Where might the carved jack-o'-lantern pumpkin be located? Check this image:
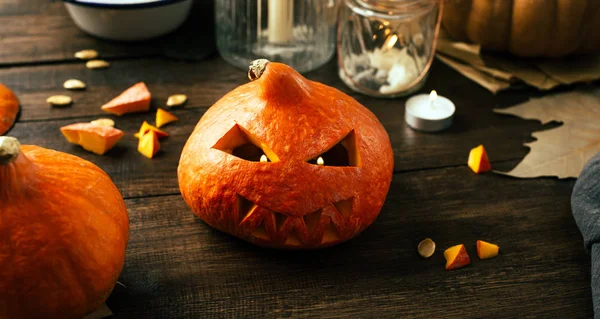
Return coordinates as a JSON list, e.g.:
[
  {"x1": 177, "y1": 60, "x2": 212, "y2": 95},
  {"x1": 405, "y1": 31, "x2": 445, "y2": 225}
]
[{"x1": 178, "y1": 60, "x2": 394, "y2": 249}]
